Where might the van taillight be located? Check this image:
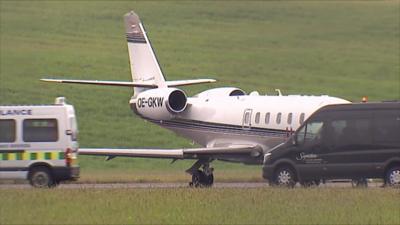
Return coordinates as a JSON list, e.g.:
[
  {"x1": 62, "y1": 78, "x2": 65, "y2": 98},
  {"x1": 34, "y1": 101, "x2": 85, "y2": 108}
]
[{"x1": 65, "y1": 148, "x2": 72, "y2": 167}]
